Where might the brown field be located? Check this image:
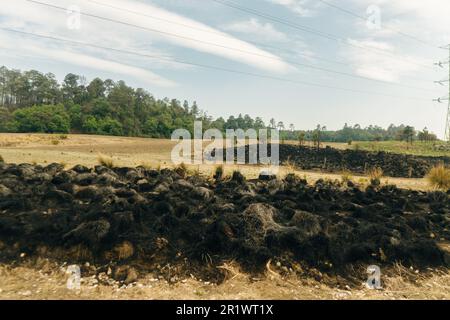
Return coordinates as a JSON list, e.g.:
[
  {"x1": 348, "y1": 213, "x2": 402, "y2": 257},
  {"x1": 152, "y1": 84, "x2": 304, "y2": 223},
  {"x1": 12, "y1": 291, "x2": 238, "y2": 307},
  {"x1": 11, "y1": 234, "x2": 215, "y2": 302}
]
[
  {"x1": 0, "y1": 133, "x2": 431, "y2": 190},
  {"x1": 0, "y1": 133, "x2": 448, "y2": 300},
  {"x1": 1, "y1": 261, "x2": 449, "y2": 300}
]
